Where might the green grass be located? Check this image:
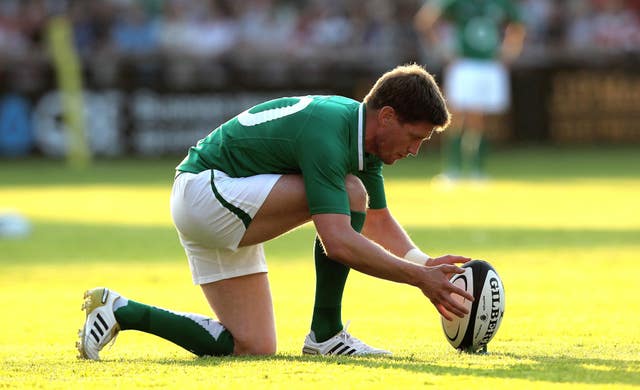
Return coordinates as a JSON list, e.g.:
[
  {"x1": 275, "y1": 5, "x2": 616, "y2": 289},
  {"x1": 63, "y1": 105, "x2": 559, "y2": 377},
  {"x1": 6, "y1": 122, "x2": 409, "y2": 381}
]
[{"x1": 1, "y1": 146, "x2": 639, "y2": 389}]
